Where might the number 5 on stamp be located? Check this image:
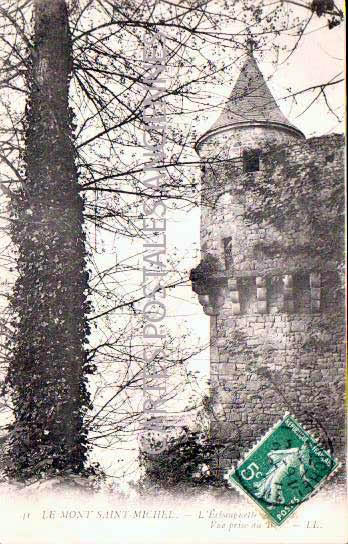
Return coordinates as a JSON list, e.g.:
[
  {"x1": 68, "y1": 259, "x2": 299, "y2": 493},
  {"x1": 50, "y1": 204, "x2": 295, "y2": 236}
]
[{"x1": 241, "y1": 462, "x2": 262, "y2": 480}]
